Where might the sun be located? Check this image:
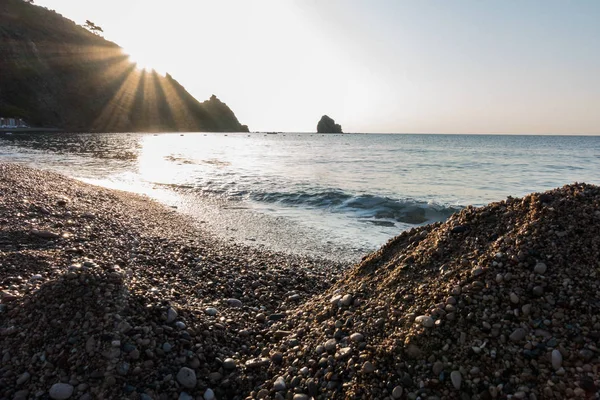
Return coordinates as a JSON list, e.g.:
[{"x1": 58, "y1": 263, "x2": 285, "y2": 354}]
[{"x1": 127, "y1": 51, "x2": 165, "y2": 75}]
